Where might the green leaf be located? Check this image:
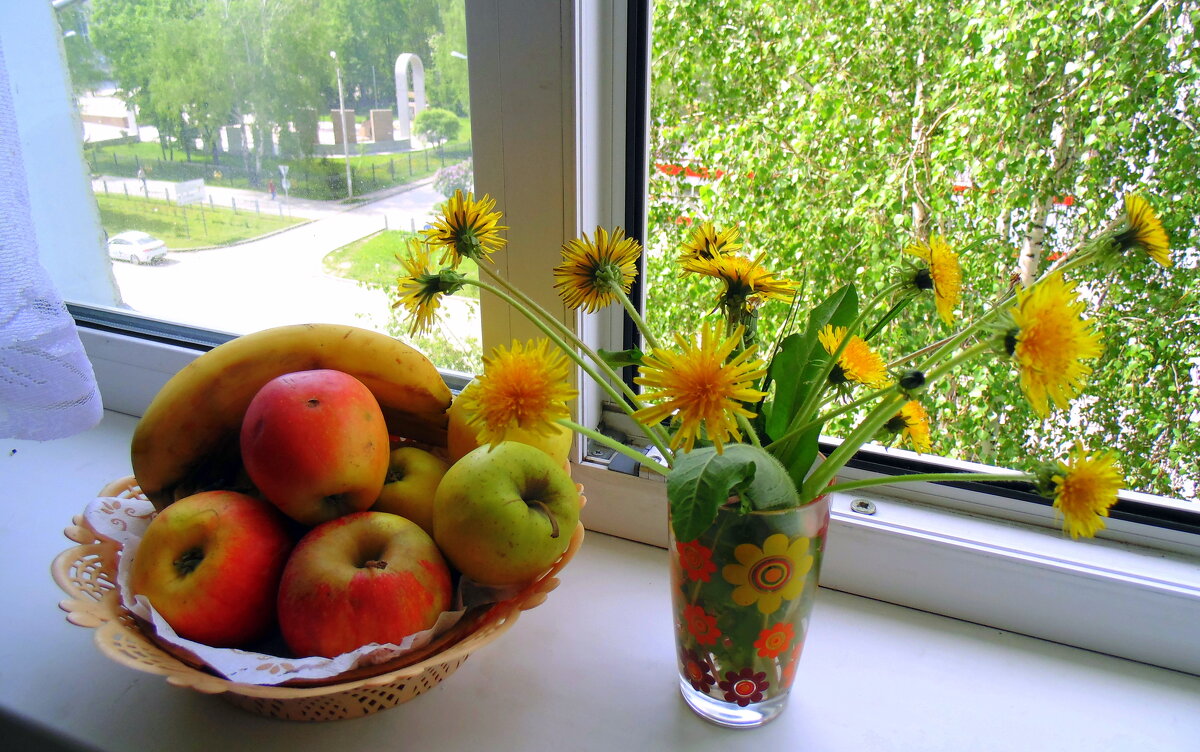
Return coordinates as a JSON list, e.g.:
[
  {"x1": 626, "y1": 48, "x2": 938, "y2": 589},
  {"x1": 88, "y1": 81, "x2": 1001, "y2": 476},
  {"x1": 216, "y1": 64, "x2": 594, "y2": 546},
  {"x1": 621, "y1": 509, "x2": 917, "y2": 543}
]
[
  {"x1": 667, "y1": 445, "x2": 801, "y2": 542},
  {"x1": 763, "y1": 284, "x2": 858, "y2": 486},
  {"x1": 668, "y1": 447, "x2": 757, "y2": 543},
  {"x1": 597, "y1": 348, "x2": 645, "y2": 370},
  {"x1": 764, "y1": 284, "x2": 858, "y2": 436}
]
